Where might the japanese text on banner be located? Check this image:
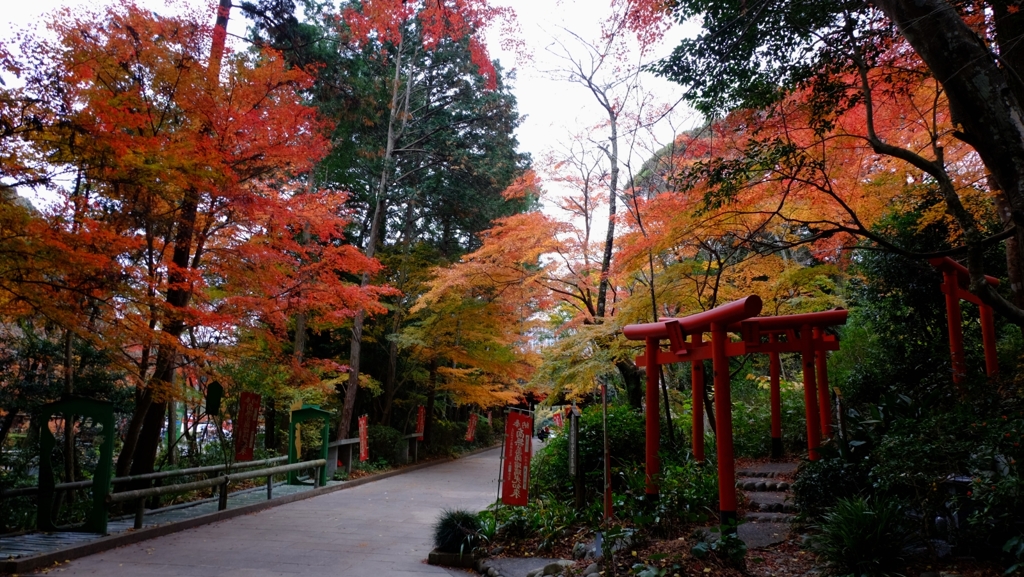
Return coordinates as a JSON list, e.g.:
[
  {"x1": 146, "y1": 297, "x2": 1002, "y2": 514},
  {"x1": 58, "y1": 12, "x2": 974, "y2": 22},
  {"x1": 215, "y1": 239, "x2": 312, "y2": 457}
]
[{"x1": 500, "y1": 412, "x2": 532, "y2": 506}]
